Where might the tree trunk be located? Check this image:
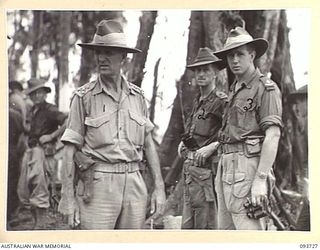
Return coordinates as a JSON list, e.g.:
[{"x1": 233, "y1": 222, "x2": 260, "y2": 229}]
[
  {"x1": 127, "y1": 11, "x2": 157, "y2": 87},
  {"x1": 56, "y1": 12, "x2": 72, "y2": 109},
  {"x1": 149, "y1": 58, "x2": 161, "y2": 123},
  {"x1": 7, "y1": 11, "x2": 30, "y2": 81},
  {"x1": 270, "y1": 11, "x2": 299, "y2": 190},
  {"x1": 30, "y1": 11, "x2": 43, "y2": 78},
  {"x1": 78, "y1": 12, "x2": 98, "y2": 87},
  {"x1": 159, "y1": 10, "x2": 232, "y2": 174},
  {"x1": 159, "y1": 11, "x2": 200, "y2": 168}
]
